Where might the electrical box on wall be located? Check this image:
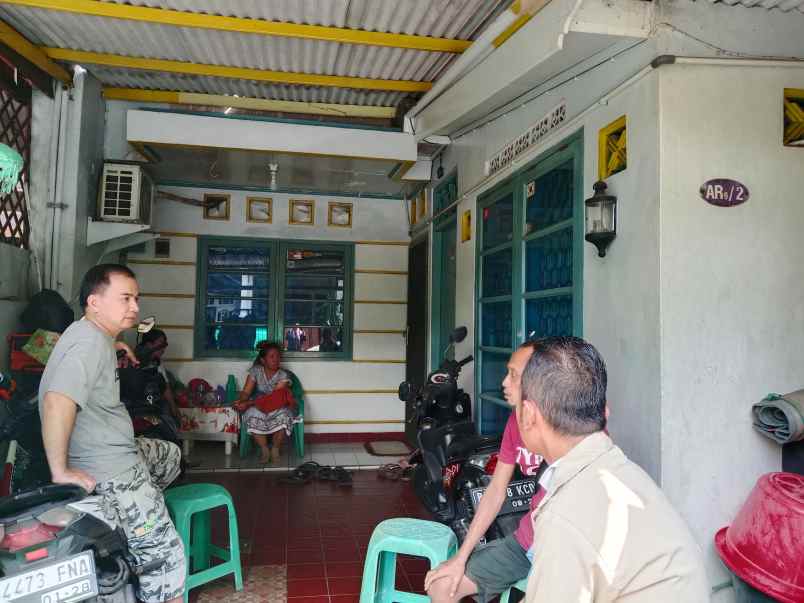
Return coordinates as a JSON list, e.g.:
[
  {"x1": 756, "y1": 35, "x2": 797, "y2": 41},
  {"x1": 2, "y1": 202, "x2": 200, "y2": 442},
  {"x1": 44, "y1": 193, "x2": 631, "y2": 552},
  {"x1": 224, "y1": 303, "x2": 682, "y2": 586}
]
[{"x1": 98, "y1": 162, "x2": 154, "y2": 224}]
